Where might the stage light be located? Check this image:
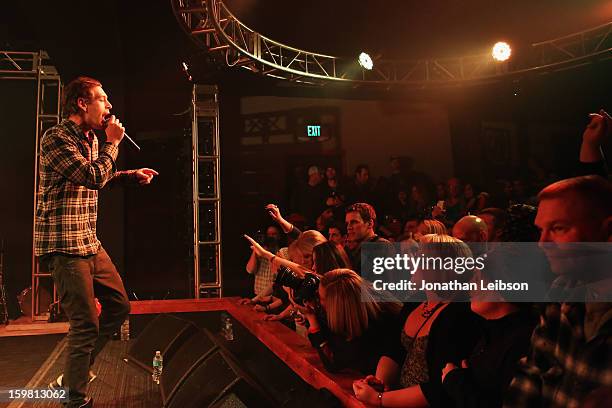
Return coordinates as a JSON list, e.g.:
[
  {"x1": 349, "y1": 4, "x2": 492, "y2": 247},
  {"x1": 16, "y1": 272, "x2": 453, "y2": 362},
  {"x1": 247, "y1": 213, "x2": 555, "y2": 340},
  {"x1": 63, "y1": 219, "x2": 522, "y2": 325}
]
[
  {"x1": 358, "y1": 52, "x2": 373, "y2": 70},
  {"x1": 492, "y1": 42, "x2": 511, "y2": 62}
]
